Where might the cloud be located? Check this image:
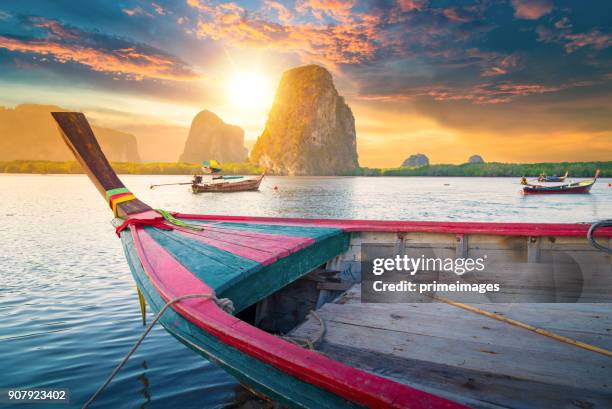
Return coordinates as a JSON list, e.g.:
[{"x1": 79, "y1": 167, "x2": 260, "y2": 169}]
[
  {"x1": 511, "y1": 0, "x2": 552, "y2": 20},
  {"x1": 538, "y1": 22, "x2": 612, "y2": 53},
  {"x1": 397, "y1": 0, "x2": 427, "y2": 12},
  {"x1": 185, "y1": 0, "x2": 496, "y2": 68},
  {"x1": 481, "y1": 54, "x2": 520, "y2": 77},
  {"x1": 554, "y1": 17, "x2": 571, "y2": 30},
  {"x1": 296, "y1": 0, "x2": 355, "y2": 22},
  {"x1": 357, "y1": 81, "x2": 581, "y2": 104},
  {"x1": 122, "y1": 7, "x2": 153, "y2": 18},
  {"x1": 187, "y1": 0, "x2": 381, "y2": 64},
  {"x1": 562, "y1": 30, "x2": 612, "y2": 53},
  {"x1": 151, "y1": 3, "x2": 167, "y2": 15},
  {"x1": 0, "y1": 17, "x2": 197, "y2": 81},
  {"x1": 0, "y1": 10, "x2": 11, "y2": 20},
  {"x1": 264, "y1": 1, "x2": 293, "y2": 24}
]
